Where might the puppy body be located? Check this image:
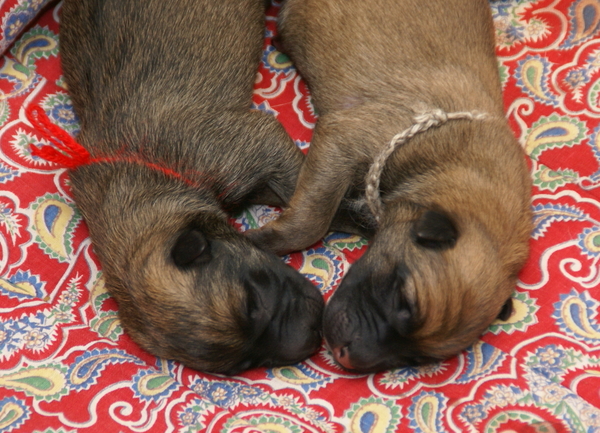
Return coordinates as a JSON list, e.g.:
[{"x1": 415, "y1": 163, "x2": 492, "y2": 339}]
[
  {"x1": 249, "y1": 0, "x2": 532, "y2": 371},
  {"x1": 60, "y1": 0, "x2": 323, "y2": 374}
]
